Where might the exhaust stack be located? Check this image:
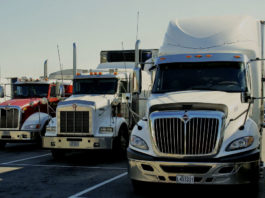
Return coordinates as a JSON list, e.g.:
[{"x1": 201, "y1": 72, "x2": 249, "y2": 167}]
[
  {"x1": 73, "y1": 43, "x2": 77, "y2": 78},
  {"x1": 44, "y1": 59, "x2": 48, "y2": 78},
  {"x1": 135, "y1": 40, "x2": 140, "y2": 68}
]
